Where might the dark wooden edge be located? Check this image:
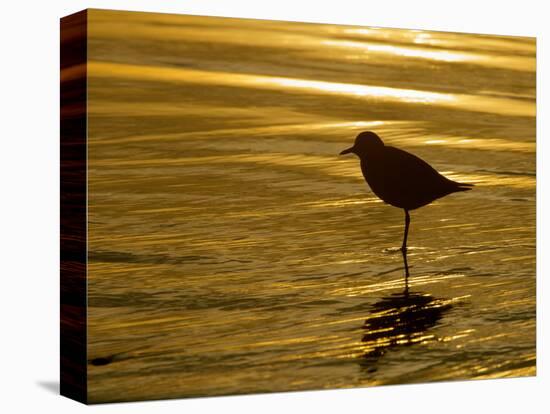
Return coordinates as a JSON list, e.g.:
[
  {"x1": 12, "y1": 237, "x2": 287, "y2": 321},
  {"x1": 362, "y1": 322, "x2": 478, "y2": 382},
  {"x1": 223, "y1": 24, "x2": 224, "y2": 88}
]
[{"x1": 60, "y1": 9, "x2": 88, "y2": 404}]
